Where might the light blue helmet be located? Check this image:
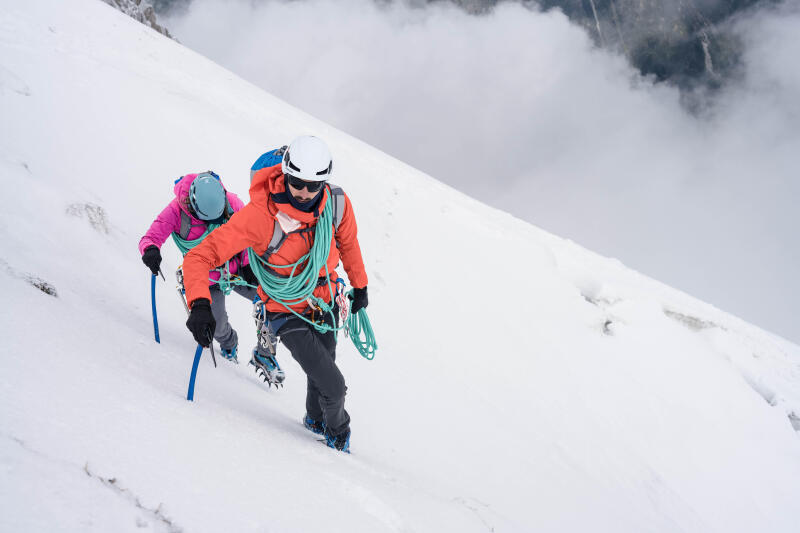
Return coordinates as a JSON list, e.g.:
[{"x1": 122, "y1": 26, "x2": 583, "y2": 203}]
[{"x1": 189, "y1": 172, "x2": 226, "y2": 221}]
